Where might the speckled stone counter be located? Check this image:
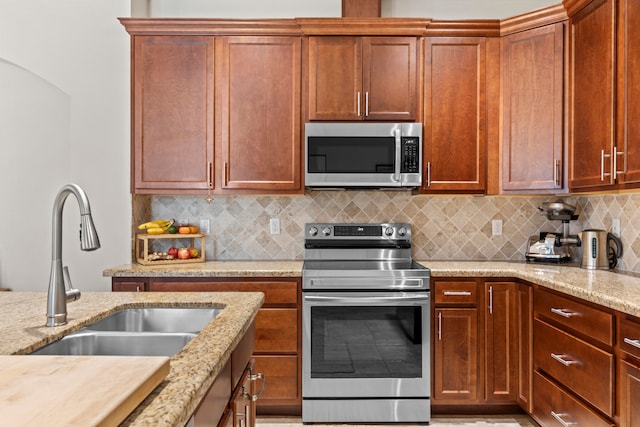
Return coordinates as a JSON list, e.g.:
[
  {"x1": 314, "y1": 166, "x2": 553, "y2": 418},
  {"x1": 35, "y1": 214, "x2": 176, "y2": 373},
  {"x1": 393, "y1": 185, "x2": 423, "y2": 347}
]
[
  {"x1": 104, "y1": 260, "x2": 640, "y2": 317},
  {"x1": 0, "y1": 291, "x2": 264, "y2": 426},
  {"x1": 103, "y1": 260, "x2": 303, "y2": 278}
]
